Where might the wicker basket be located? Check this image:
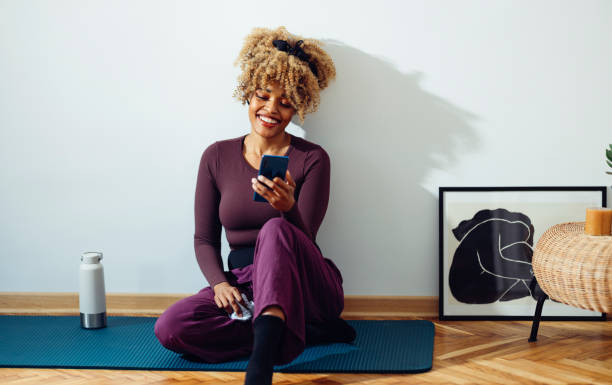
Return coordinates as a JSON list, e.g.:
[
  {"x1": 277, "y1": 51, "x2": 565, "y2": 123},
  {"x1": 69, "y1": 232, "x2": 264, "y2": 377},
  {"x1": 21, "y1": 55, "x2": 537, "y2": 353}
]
[{"x1": 532, "y1": 222, "x2": 611, "y2": 313}]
